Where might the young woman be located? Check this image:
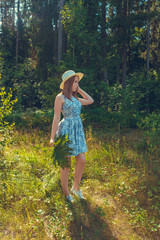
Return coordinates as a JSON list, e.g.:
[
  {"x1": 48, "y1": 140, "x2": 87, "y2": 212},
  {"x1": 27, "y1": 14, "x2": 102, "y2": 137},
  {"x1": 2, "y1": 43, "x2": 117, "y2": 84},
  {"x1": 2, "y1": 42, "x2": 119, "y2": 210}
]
[{"x1": 50, "y1": 70, "x2": 94, "y2": 202}]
